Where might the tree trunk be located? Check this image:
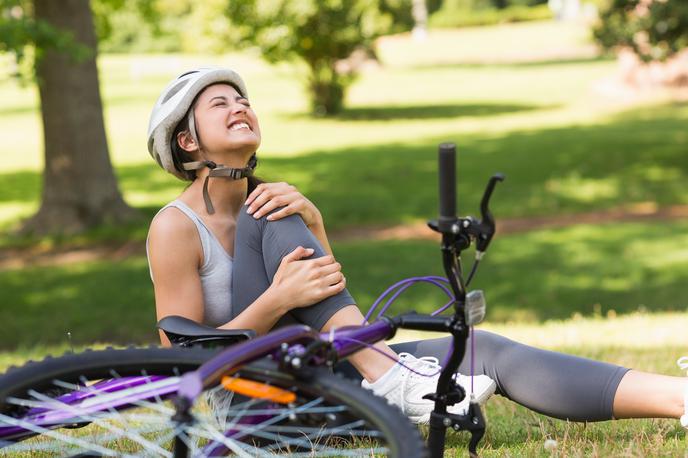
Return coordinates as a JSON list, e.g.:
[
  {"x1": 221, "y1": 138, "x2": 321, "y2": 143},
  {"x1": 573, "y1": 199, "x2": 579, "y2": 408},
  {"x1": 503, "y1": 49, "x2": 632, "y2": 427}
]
[
  {"x1": 22, "y1": 0, "x2": 137, "y2": 235},
  {"x1": 412, "y1": 0, "x2": 428, "y2": 41},
  {"x1": 308, "y1": 61, "x2": 346, "y2": 116}
]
